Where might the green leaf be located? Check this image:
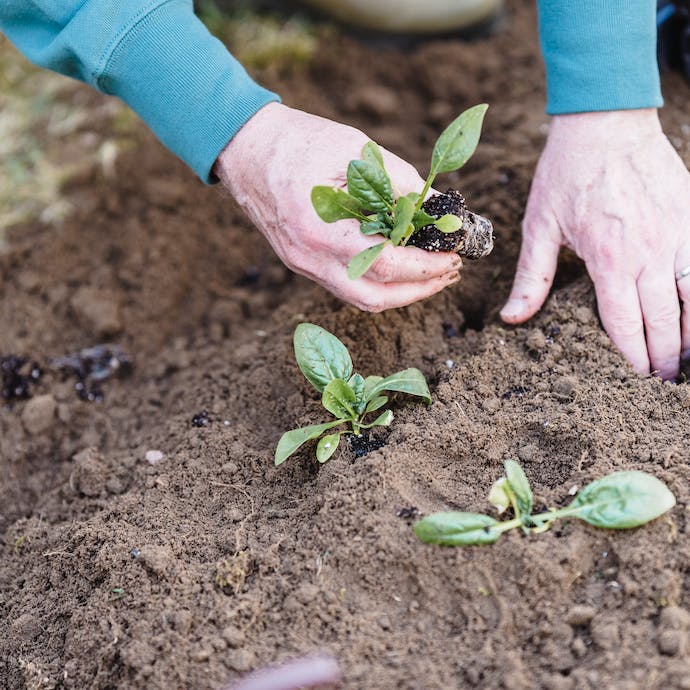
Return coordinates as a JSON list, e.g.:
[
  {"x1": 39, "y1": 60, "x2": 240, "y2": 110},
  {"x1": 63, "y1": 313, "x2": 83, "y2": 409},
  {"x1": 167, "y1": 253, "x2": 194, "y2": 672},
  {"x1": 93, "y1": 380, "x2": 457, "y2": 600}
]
[
  {"x1": 347, "y1": 242, "x2": 387, "y2": 280},
  {"x1": 348, "y1": 373, "x2": 367, "y2": 415},
  {"x1": 405, "y1": 192, "x2": 421, "y2": 206},
  {"x1": 362, "y1": 141, "x2": 385, "y2": 169},
  {"x1": 347, "y1": 159, "x2": 394, "y2": 212},
  {"x1": 363, "y1": 376, "x2": 383, "y2": 395},
  {"x1": 412, "y1": 210, "x2": 438, "y2": 230},
  {"x1": 322, "y1": 378, "x2": 357, "y2": 419},
  {"x1": 430, "y1": 103, "x2": 488, "y2": 176},
  {"x1": 364, "y1": 368, "x2": 431, "y2": 404},
  {"x1": 567, "y1": 471, "x2": 676, "y2": 529},
  {"x1": 360, "y1": 219, "x2": 389, "y2": 236},
  {"x1": 504, "y1": 460, "x2": 533, "y2": 518},
  {"x1": 434, "y1": 213, "x2": 464, "y2": 234},
  {"x1": 390, "y1": 195, "x2": 416, "y2": 246},
  {"x1": 275, "y1": 420, "x2": 345, "y2": 466},
  {"x1": 413, "y1": 512, "x2": 501, "y2": 546},
  {"x1": 294, "y1": 323, "x2": 353, "y2": 393},
  {"x1": 316, "y1": 433, "x2": 341, "y2": 463},
  {"x1": 364, "y1": 395, "x2": 388, "y2": 414},
  {"x1": 370, "y1": 409, "x2": 393, "y2": 427},
  {"x1": 311, "y1": 186, "x2": 363, "y2": 222}
]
